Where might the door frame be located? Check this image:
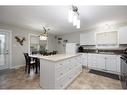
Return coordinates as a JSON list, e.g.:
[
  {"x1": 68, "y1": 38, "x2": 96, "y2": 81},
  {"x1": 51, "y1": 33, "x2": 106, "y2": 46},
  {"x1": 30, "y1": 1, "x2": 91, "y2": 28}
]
[{"x1": 0, "y1": 29, "x2": 12, "y2": 69}]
